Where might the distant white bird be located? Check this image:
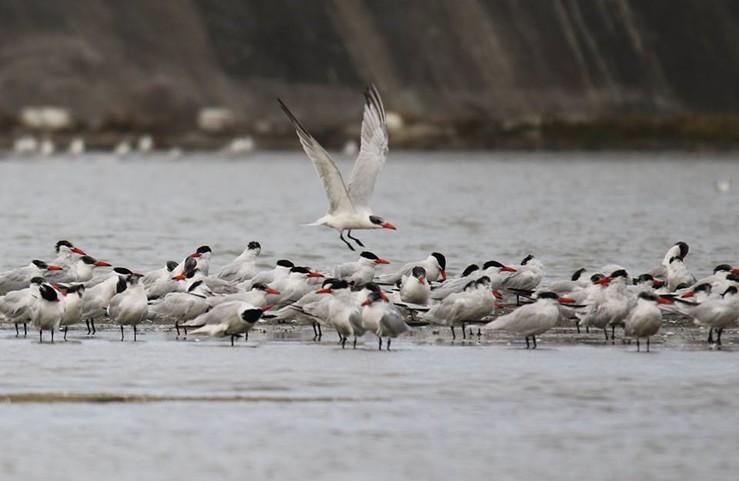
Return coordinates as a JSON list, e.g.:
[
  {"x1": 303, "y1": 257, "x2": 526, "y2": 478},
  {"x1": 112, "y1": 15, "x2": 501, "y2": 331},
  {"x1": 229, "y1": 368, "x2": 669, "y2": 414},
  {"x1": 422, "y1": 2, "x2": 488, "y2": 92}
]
[
  {"x1": 279, "y1": 85, "x2": 397, "y2": 250},
  {"x1": 147, "y1": 279, "x2": 212, "y2": 336},
  {"x1": 483, "y1": 291, "x2": 575, "y2": 348},
  {"x1": 107, "y1": 271, "x2": 148, "y2": 341},
  {"x1": 51, "y1": 240, "x2": 87, "y2": 268},
  {"x1": 715, "y1": 178, "x2": 732, "y2": 194},
  {"x1": 398, "y1": 266, "x2": 431, "y2": 305},
  {"x1": 0, "y1": 277, "x2": 44, "y2": 336},
  {"x1": 39, "y1": 138, "x2": 55, "y2": 157},
  {"x1": 420, "y1": 277, "x2": 496, "y2": 340},
  {"x1": 185, "y1": 301, "x2": 263, "y2": 346},
  {"x1": 624, "y1": 292, "x2": 672, "y2": 352},
  {"x1": 216, "y1": 241, "x2": 261, "y2": 282},
  {"x1": 68, "y1": 137, "x2": 85, "y2": 157},
  {"x1": 114, "y1": 140, "x2": 131, "y2": 158},
  {"x1": 361, "y1": 291, "x2": 410, "y2": 350},
  {"x1": 138, "y1": 135, "x2": 153, "y2": 153},
  {"x1": 32, "y1": 283, "x2": 66, "y2": 342}
]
